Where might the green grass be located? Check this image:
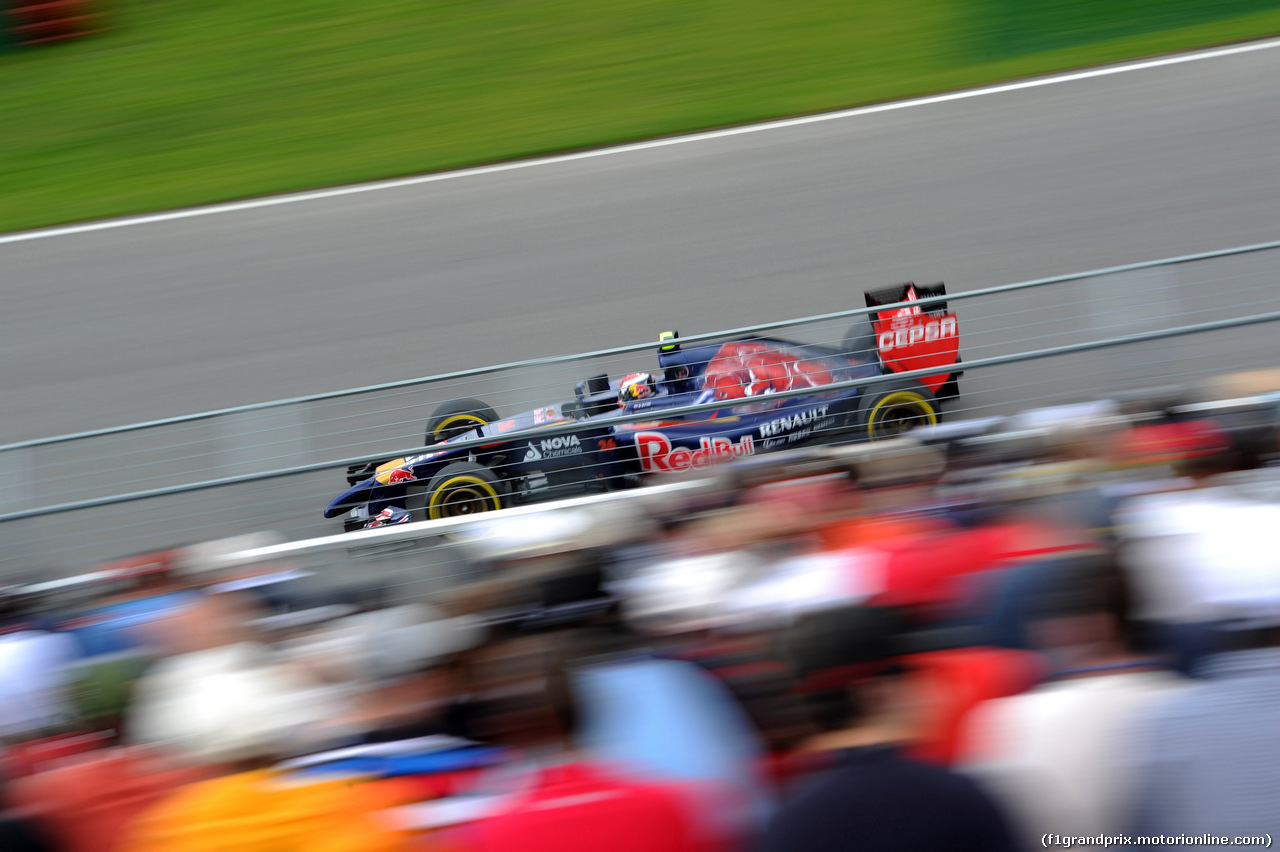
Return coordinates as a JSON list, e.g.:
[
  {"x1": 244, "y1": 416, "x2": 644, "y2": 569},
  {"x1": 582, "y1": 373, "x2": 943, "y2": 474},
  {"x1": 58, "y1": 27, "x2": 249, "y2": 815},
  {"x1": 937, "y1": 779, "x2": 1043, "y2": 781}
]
[
  {"x1": 3, "y1": 0, "x2": 1280, "y2": 234},
  {"x1": 972, "y1": 0, "x2": 1280, "y2": 58}
]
